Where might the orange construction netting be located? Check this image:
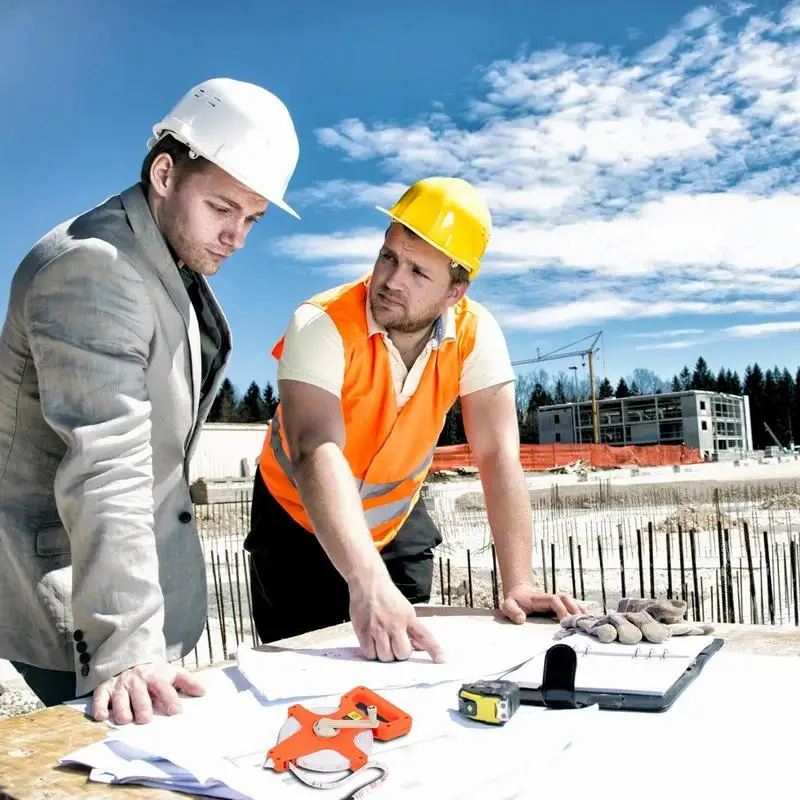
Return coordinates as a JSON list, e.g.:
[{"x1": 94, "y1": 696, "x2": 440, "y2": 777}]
[{"x1": 430, "y1": 443, "x2": 703, "y2": 472}]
